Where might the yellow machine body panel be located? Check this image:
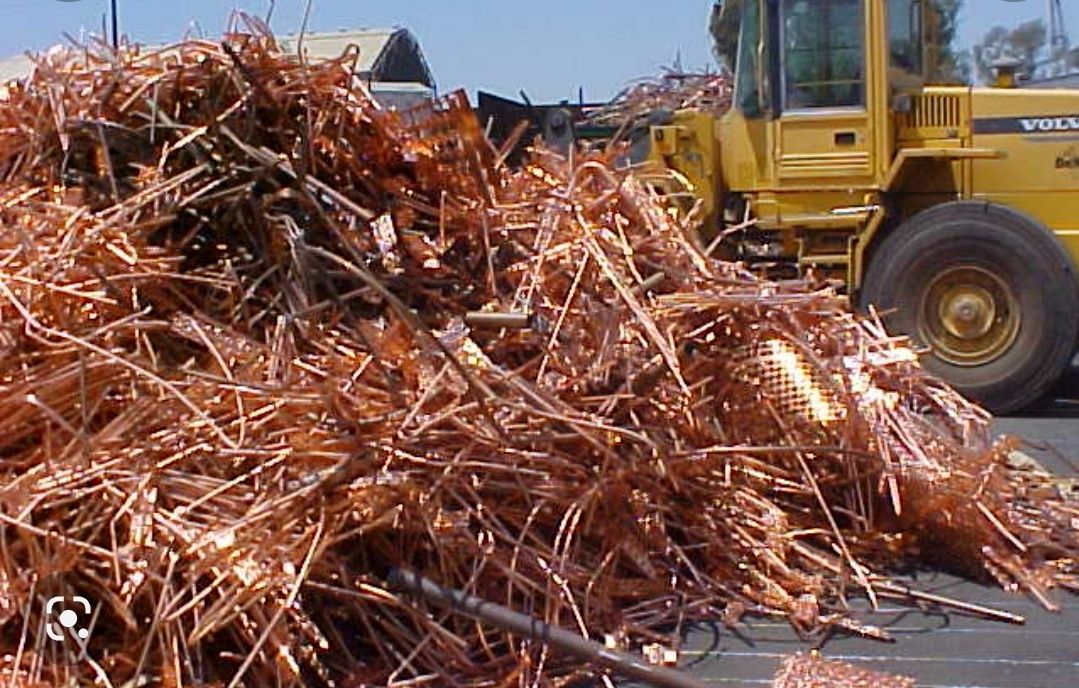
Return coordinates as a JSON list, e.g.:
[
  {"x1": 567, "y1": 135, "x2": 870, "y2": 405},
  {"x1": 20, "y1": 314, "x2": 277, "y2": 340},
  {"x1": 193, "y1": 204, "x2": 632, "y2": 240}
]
[
  {"x1": 968, "y1": 89, "x2": 1079, "y2": 258},
  {"x1": 645, "y1": 0, "x2": 1079, "y2": 412},
  {"x1": 667, "y1": 0, "x2": 1079, "y2": 288},
  {"x1": 647, "y1": 110, "x2": 724, "y2": 234},
  {"x1": 775, "y1": 111, "x2": 874, "y2": 181}
]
